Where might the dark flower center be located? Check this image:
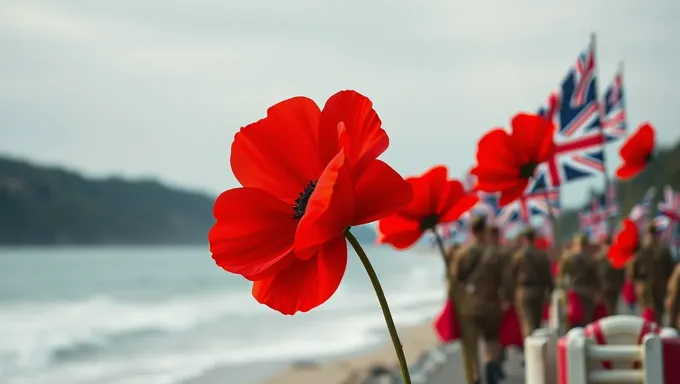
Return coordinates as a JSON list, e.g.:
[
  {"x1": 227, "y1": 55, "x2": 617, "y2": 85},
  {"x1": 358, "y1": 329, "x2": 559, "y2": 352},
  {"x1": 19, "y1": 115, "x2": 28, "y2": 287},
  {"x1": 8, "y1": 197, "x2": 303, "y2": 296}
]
[
  {"x1": 519, "y1": 162, "x2": 537, "y2": 179},
  {"x1": 645, "y1": 152, "x2": 653, "y2": 163},
  {"x1": 420, "y1": 214, "x2": 440, "y2": 231},
  {"x1": 292, "y1": 180, "x2": 318, "y2": 219}
]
